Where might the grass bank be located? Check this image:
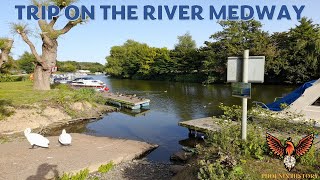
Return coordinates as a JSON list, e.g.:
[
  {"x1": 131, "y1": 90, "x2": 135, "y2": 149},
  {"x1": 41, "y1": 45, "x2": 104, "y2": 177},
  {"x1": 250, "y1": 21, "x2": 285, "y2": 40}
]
[
  {"x1": 174, "y1": 105, "x2": 320, "y2": 180},
  {"x1": 0, "y1": 81, "x2": 115, "y2": 134}
]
